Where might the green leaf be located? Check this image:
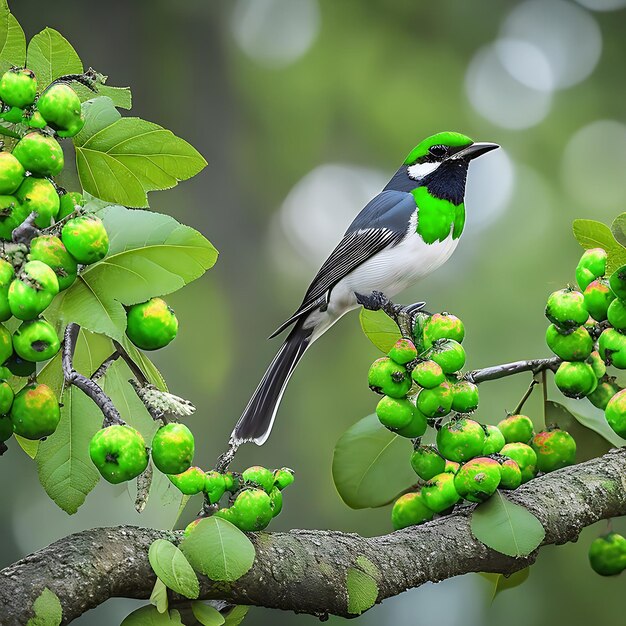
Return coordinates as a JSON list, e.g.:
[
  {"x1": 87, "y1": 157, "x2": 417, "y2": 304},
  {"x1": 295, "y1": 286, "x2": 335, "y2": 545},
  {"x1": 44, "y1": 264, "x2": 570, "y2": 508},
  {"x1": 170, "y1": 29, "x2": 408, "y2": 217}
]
[
  {"x1": 572, "y1": 219, "x2": 626, "y2": 275},
  {"x1": 192, "y1": 603, "x2": 225, "y2": 626},
  {"x1": 120, "y1": 606, "x2": 184, "y2": 626},
  {"x1": 149, "y1": 578, "x2": 168, "y2": 614},
  {"x1": 471, "y1": 492, "x2": 545, "y2": 557},
  {"x1": 74, "y1": 97, "x2": 121, "y2": 146},
  {"x1": 55, "y1": 206, "x2": 218, "y2": 340},
  {"x1": 74, "y1": 83, "x2": 132, "y2": 109},
  {"x1": 611, "y1": 213, "x2": 626, "y2": 248},
  {"x1": 26, "y1": 588, "x2": 62, "y2": 626},
  {"x1": 15, "y1": 433, "x2": 39, "y2": 459},
  {"x1": 359, "y1": 308, "x2": 401, "y2": 353},
  {"x1": 223, "y1": 606, "x2": 249, "y2": 626},
  {"x1": 0, "y1": 13, "x2": 26, "y2": 73},
  {"x1": 479, "y1": 568, "x2": 530, "y2": 602},
  {"x1": 346, "y1": 566, "x2": 378, "y2": 615},
  {"x1": 148, "y1": 539, "x2": 199, "y2": 600},
  {"x1": 75, "y1": 117, "x2": 207, "y2": 207},
  {"x1": 332, "y1": 414, "x2": 415, "y2": 509},
  {"x1": 180, "y1": 517, "x2": 255, "y2": 582},
  {"x1": 26, "y1": 28, "x2": 83, "y2": 89}
]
